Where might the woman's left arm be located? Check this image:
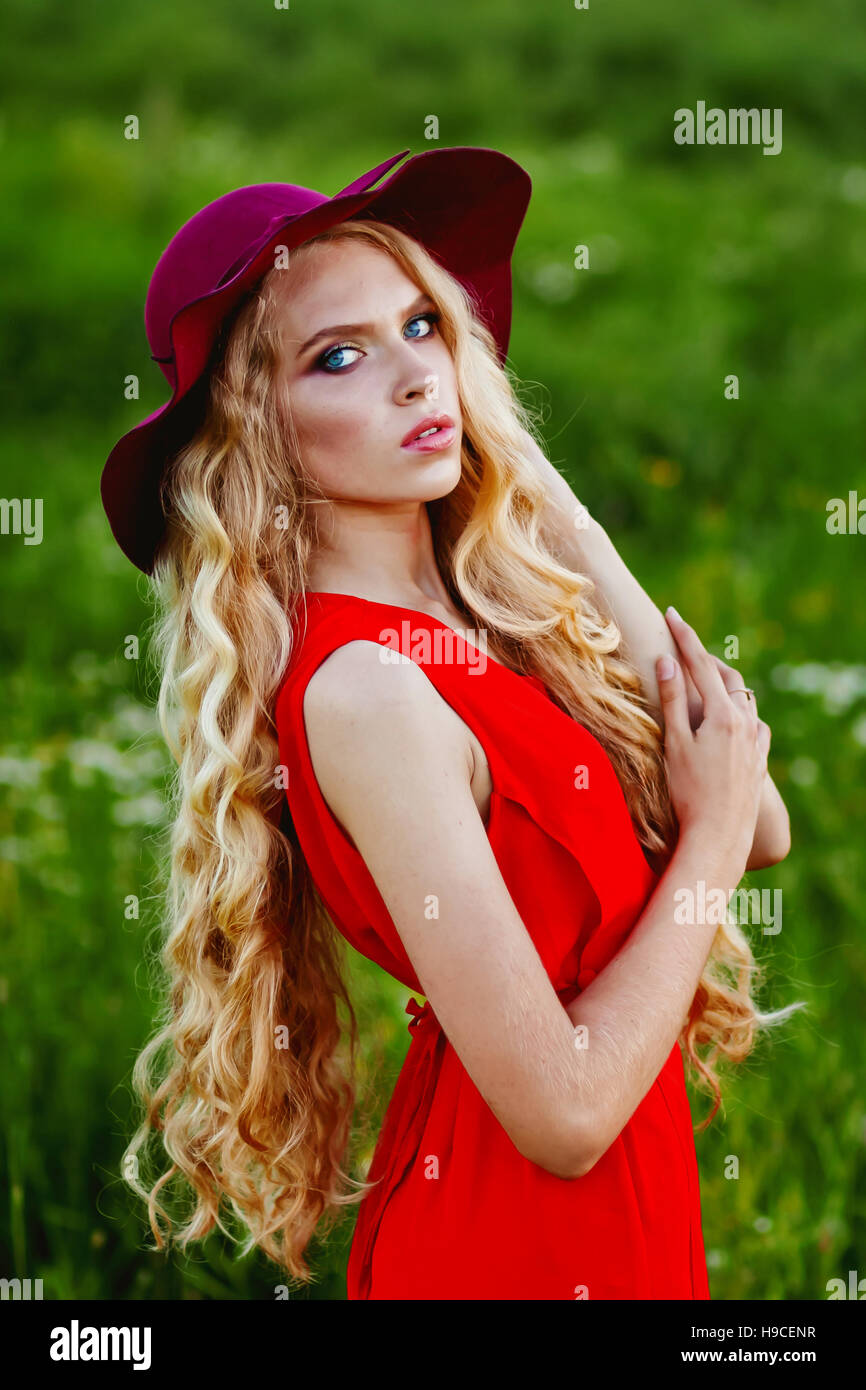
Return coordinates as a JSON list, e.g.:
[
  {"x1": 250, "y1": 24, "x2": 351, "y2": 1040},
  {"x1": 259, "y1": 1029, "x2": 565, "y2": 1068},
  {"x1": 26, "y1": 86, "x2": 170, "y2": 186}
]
[{"x1": 521, "y1": 433, "x2": 791, "y2": 870}]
